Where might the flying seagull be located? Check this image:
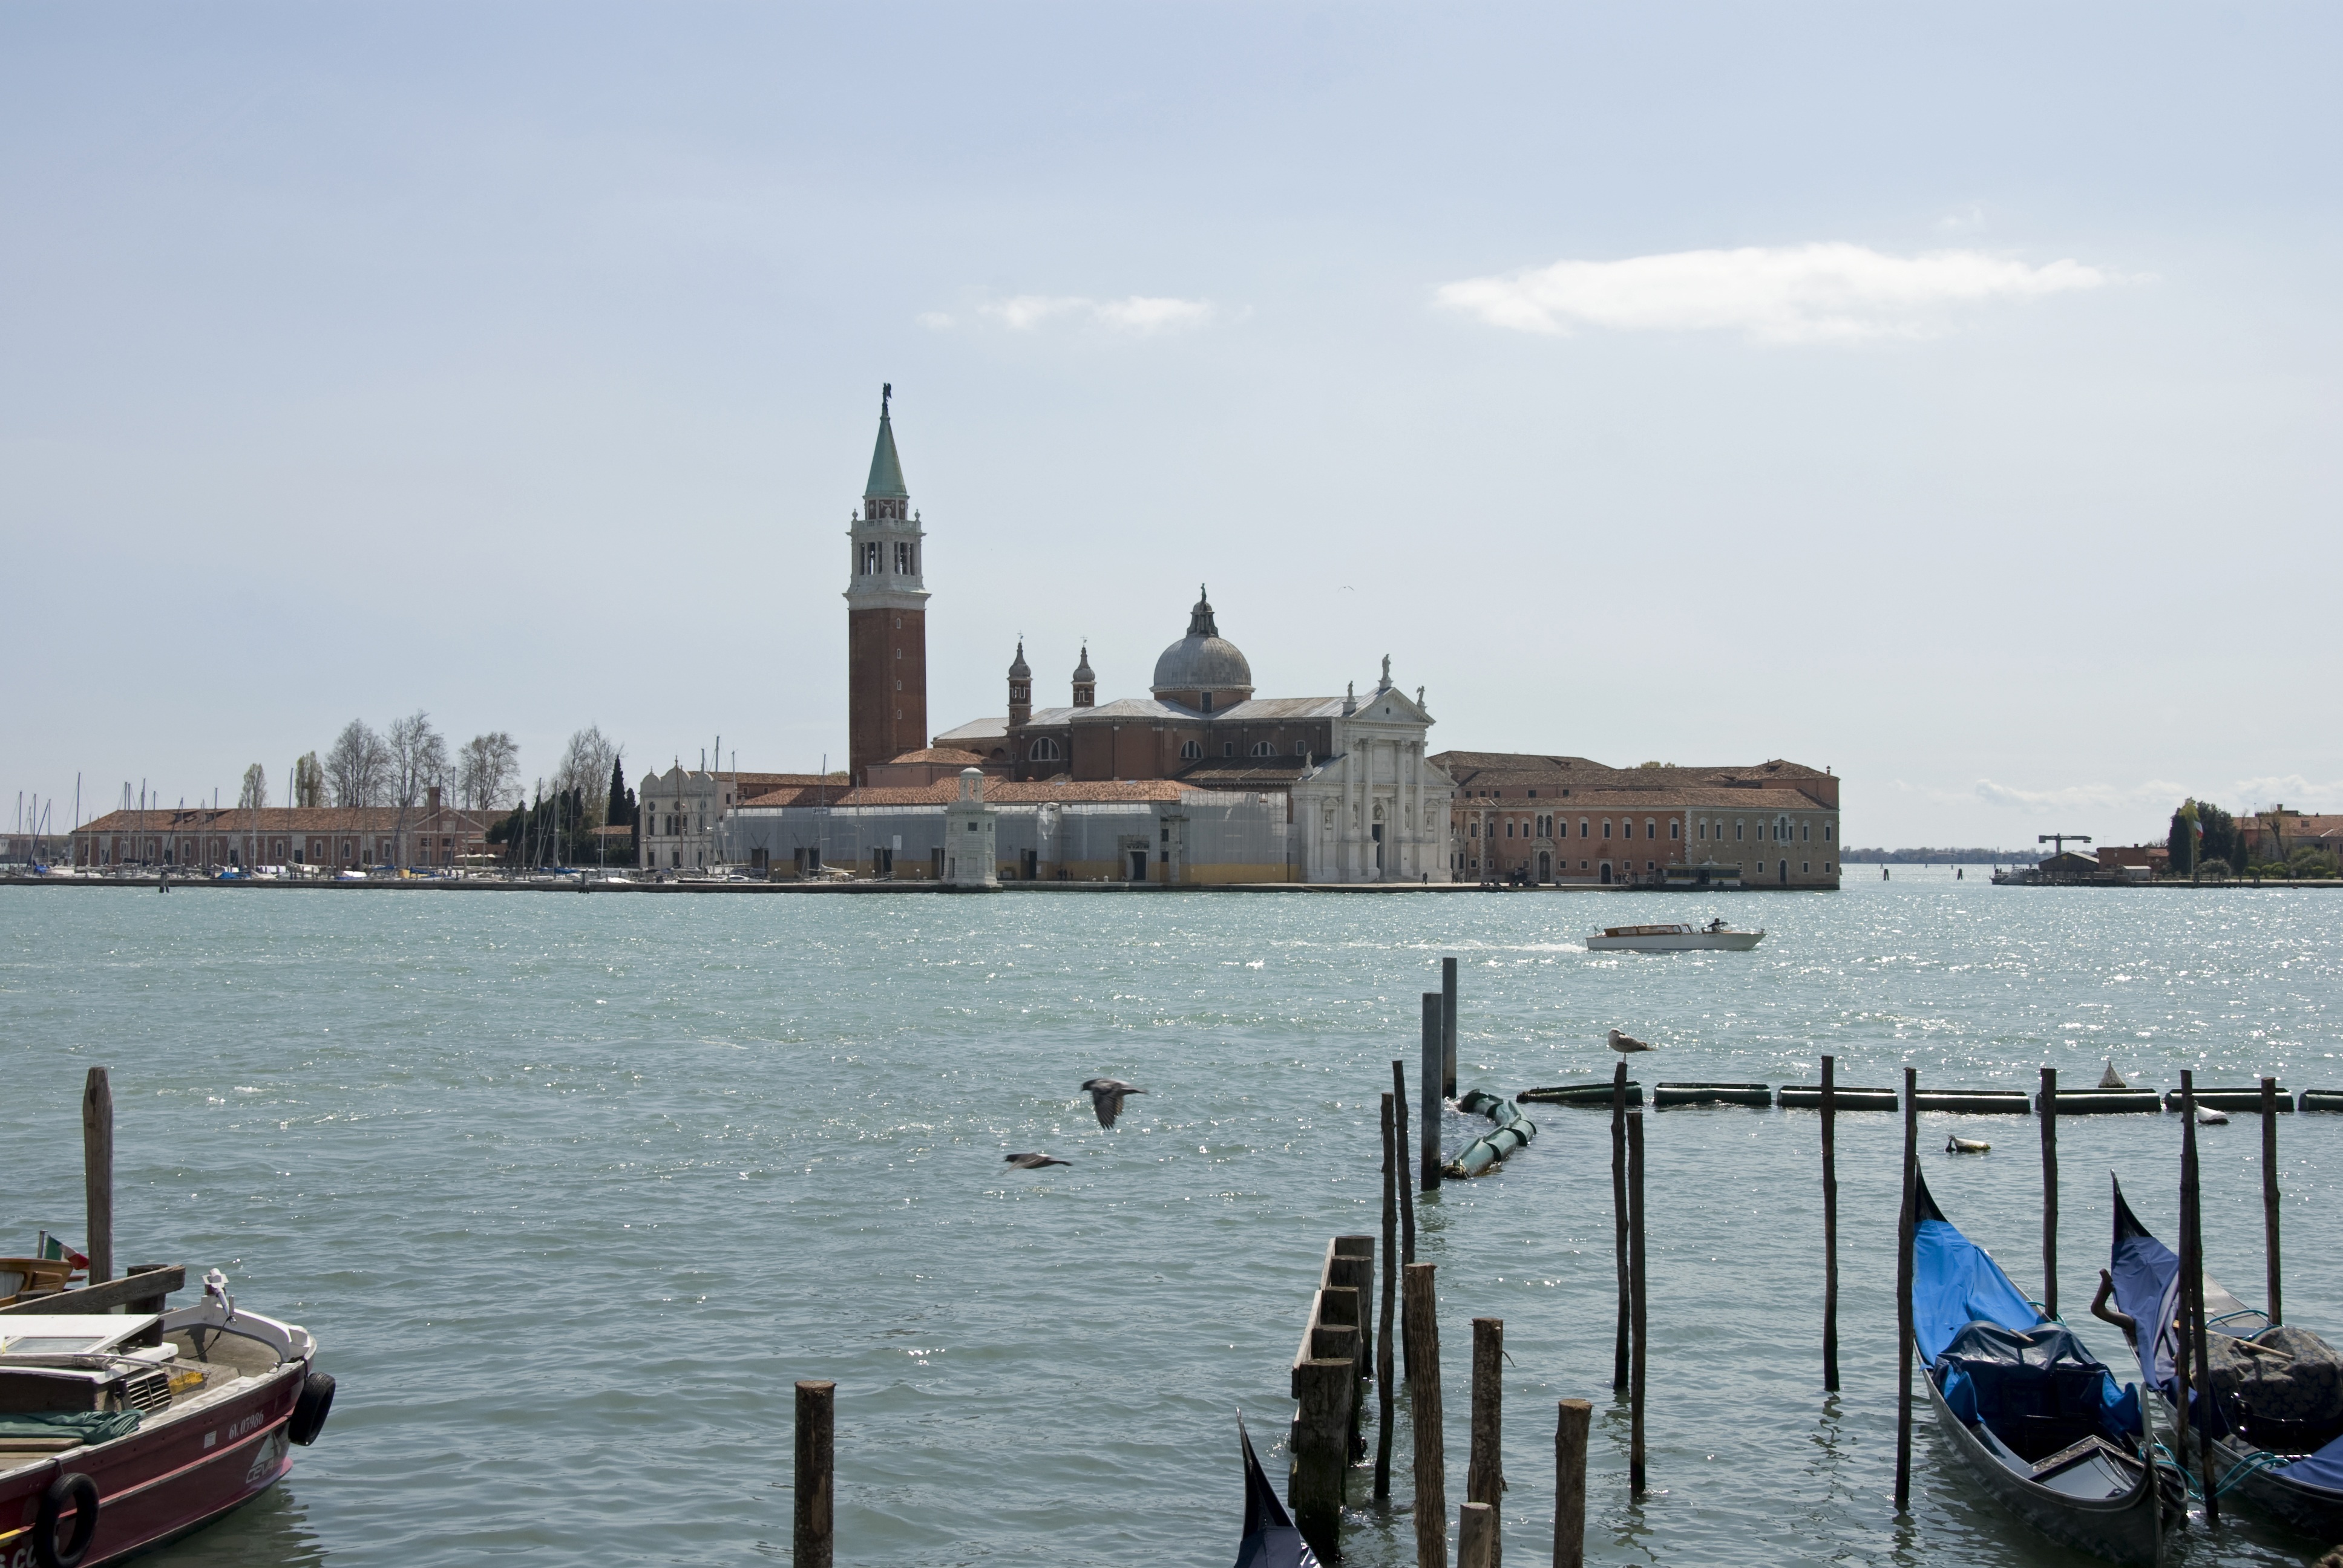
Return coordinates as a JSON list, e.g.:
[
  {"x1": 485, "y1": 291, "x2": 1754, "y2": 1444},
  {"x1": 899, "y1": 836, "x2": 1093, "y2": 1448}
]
[
  {"x1": 1608, "y1": 1028, "x2": 1656, "y2": 1053},
  {"x1": 1003, "y1": 1152, "x2": 1072, "y2": 1170},
  {"x1": 1946, "y1": 1134, "x2": 1991, "y2": 1154},
  {"x1": 1083, "y1": 1078, "x2": 1147, "y2": 1129}
]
